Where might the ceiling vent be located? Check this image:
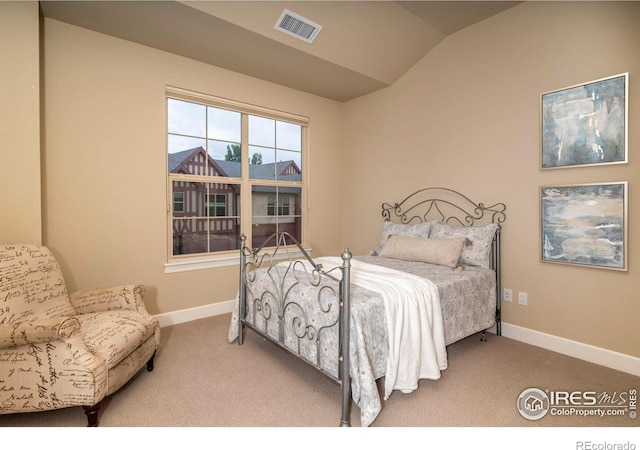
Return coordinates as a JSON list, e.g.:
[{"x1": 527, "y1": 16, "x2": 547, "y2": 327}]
[{"x1": 274, "y1": 9, "x2": 322, "y2": 44}]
